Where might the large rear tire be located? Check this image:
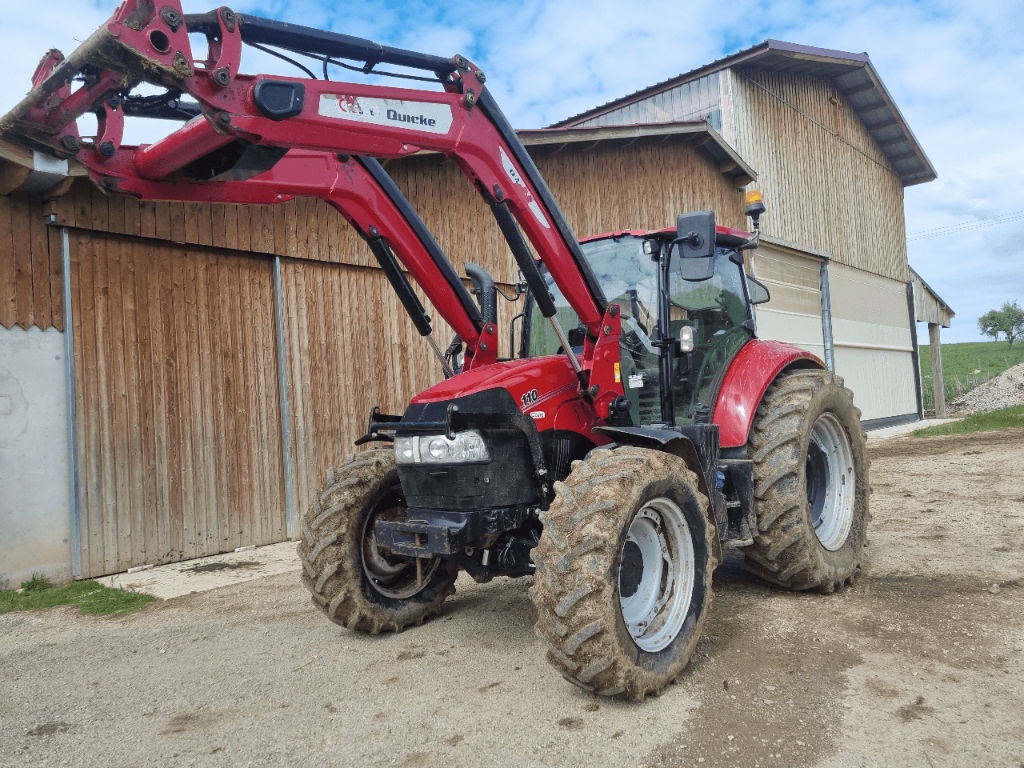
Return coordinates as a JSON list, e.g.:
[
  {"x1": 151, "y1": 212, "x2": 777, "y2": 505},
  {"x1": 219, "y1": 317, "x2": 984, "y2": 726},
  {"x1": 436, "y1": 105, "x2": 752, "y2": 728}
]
[
  {"x1": 298, "y1": 448, "x2": 457, "y2": 633},
  {"x1": 531, "y1": 446, "x2": 716, "y2": 700},
  {"x1": 744, "y1": 369, "x2": 870, "y2": 592}
]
